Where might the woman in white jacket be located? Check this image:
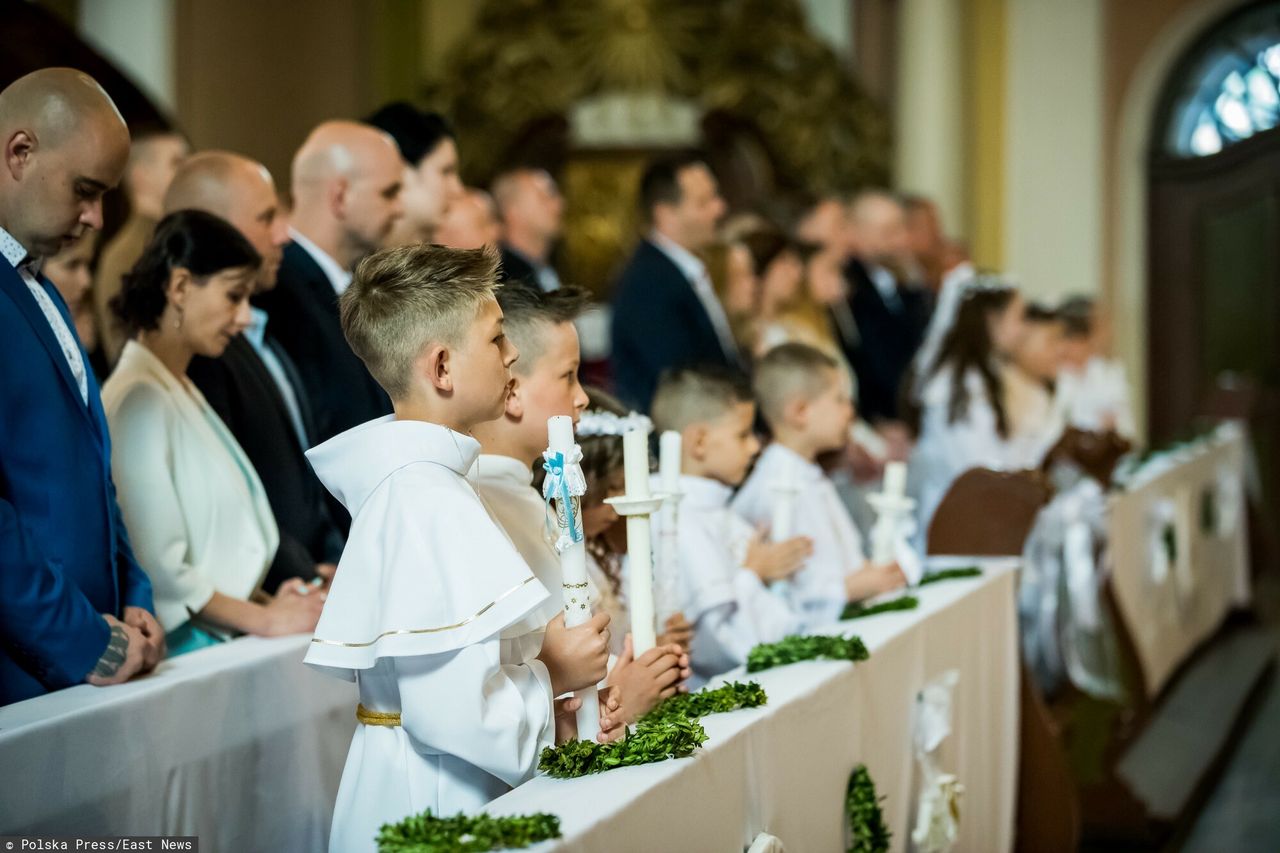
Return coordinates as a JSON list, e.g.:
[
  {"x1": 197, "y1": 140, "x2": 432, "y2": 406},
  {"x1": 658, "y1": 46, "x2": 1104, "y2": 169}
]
[
  {"x1": 102, "y1": 210, "x2": 322, "y2": 655},
  {"x1": 909, "y1": 278, "x2": 1028, "y2": 545}
]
